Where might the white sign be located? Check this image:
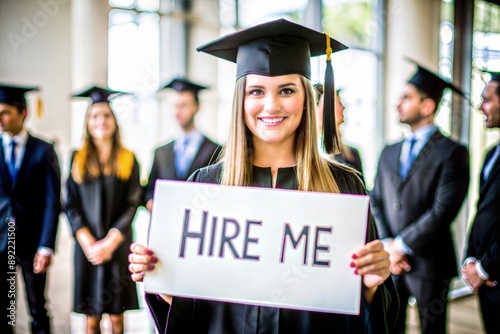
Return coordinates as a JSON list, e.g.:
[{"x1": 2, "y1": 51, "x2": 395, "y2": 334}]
[{"x1": 144, "y1": 180, "x2": 369, "y2": 315}]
